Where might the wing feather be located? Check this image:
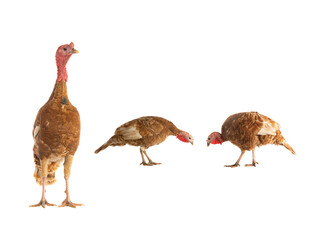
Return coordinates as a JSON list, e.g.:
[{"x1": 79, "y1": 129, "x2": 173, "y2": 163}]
[
  {"x1": 257, "y1": 115, "x2": 280, "y2": 136},
  {"x1": 115, "y1": 117, "x2": 165, "y2": 140},
  {"x1": 115, "y1": 125, "x2": 142, "y2": 140},
  {"x1": 33, "y1": 125, "x2": 40, "y2": 138}
]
